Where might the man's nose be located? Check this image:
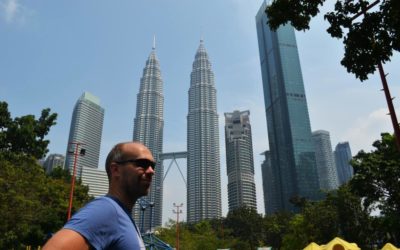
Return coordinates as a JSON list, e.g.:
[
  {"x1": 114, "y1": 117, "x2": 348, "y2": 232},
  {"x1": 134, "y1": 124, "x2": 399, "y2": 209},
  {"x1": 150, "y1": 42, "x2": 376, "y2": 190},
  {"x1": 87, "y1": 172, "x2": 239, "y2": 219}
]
[{"x1": 146, "y1": 165, "x2": 155, "y2": 175}]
